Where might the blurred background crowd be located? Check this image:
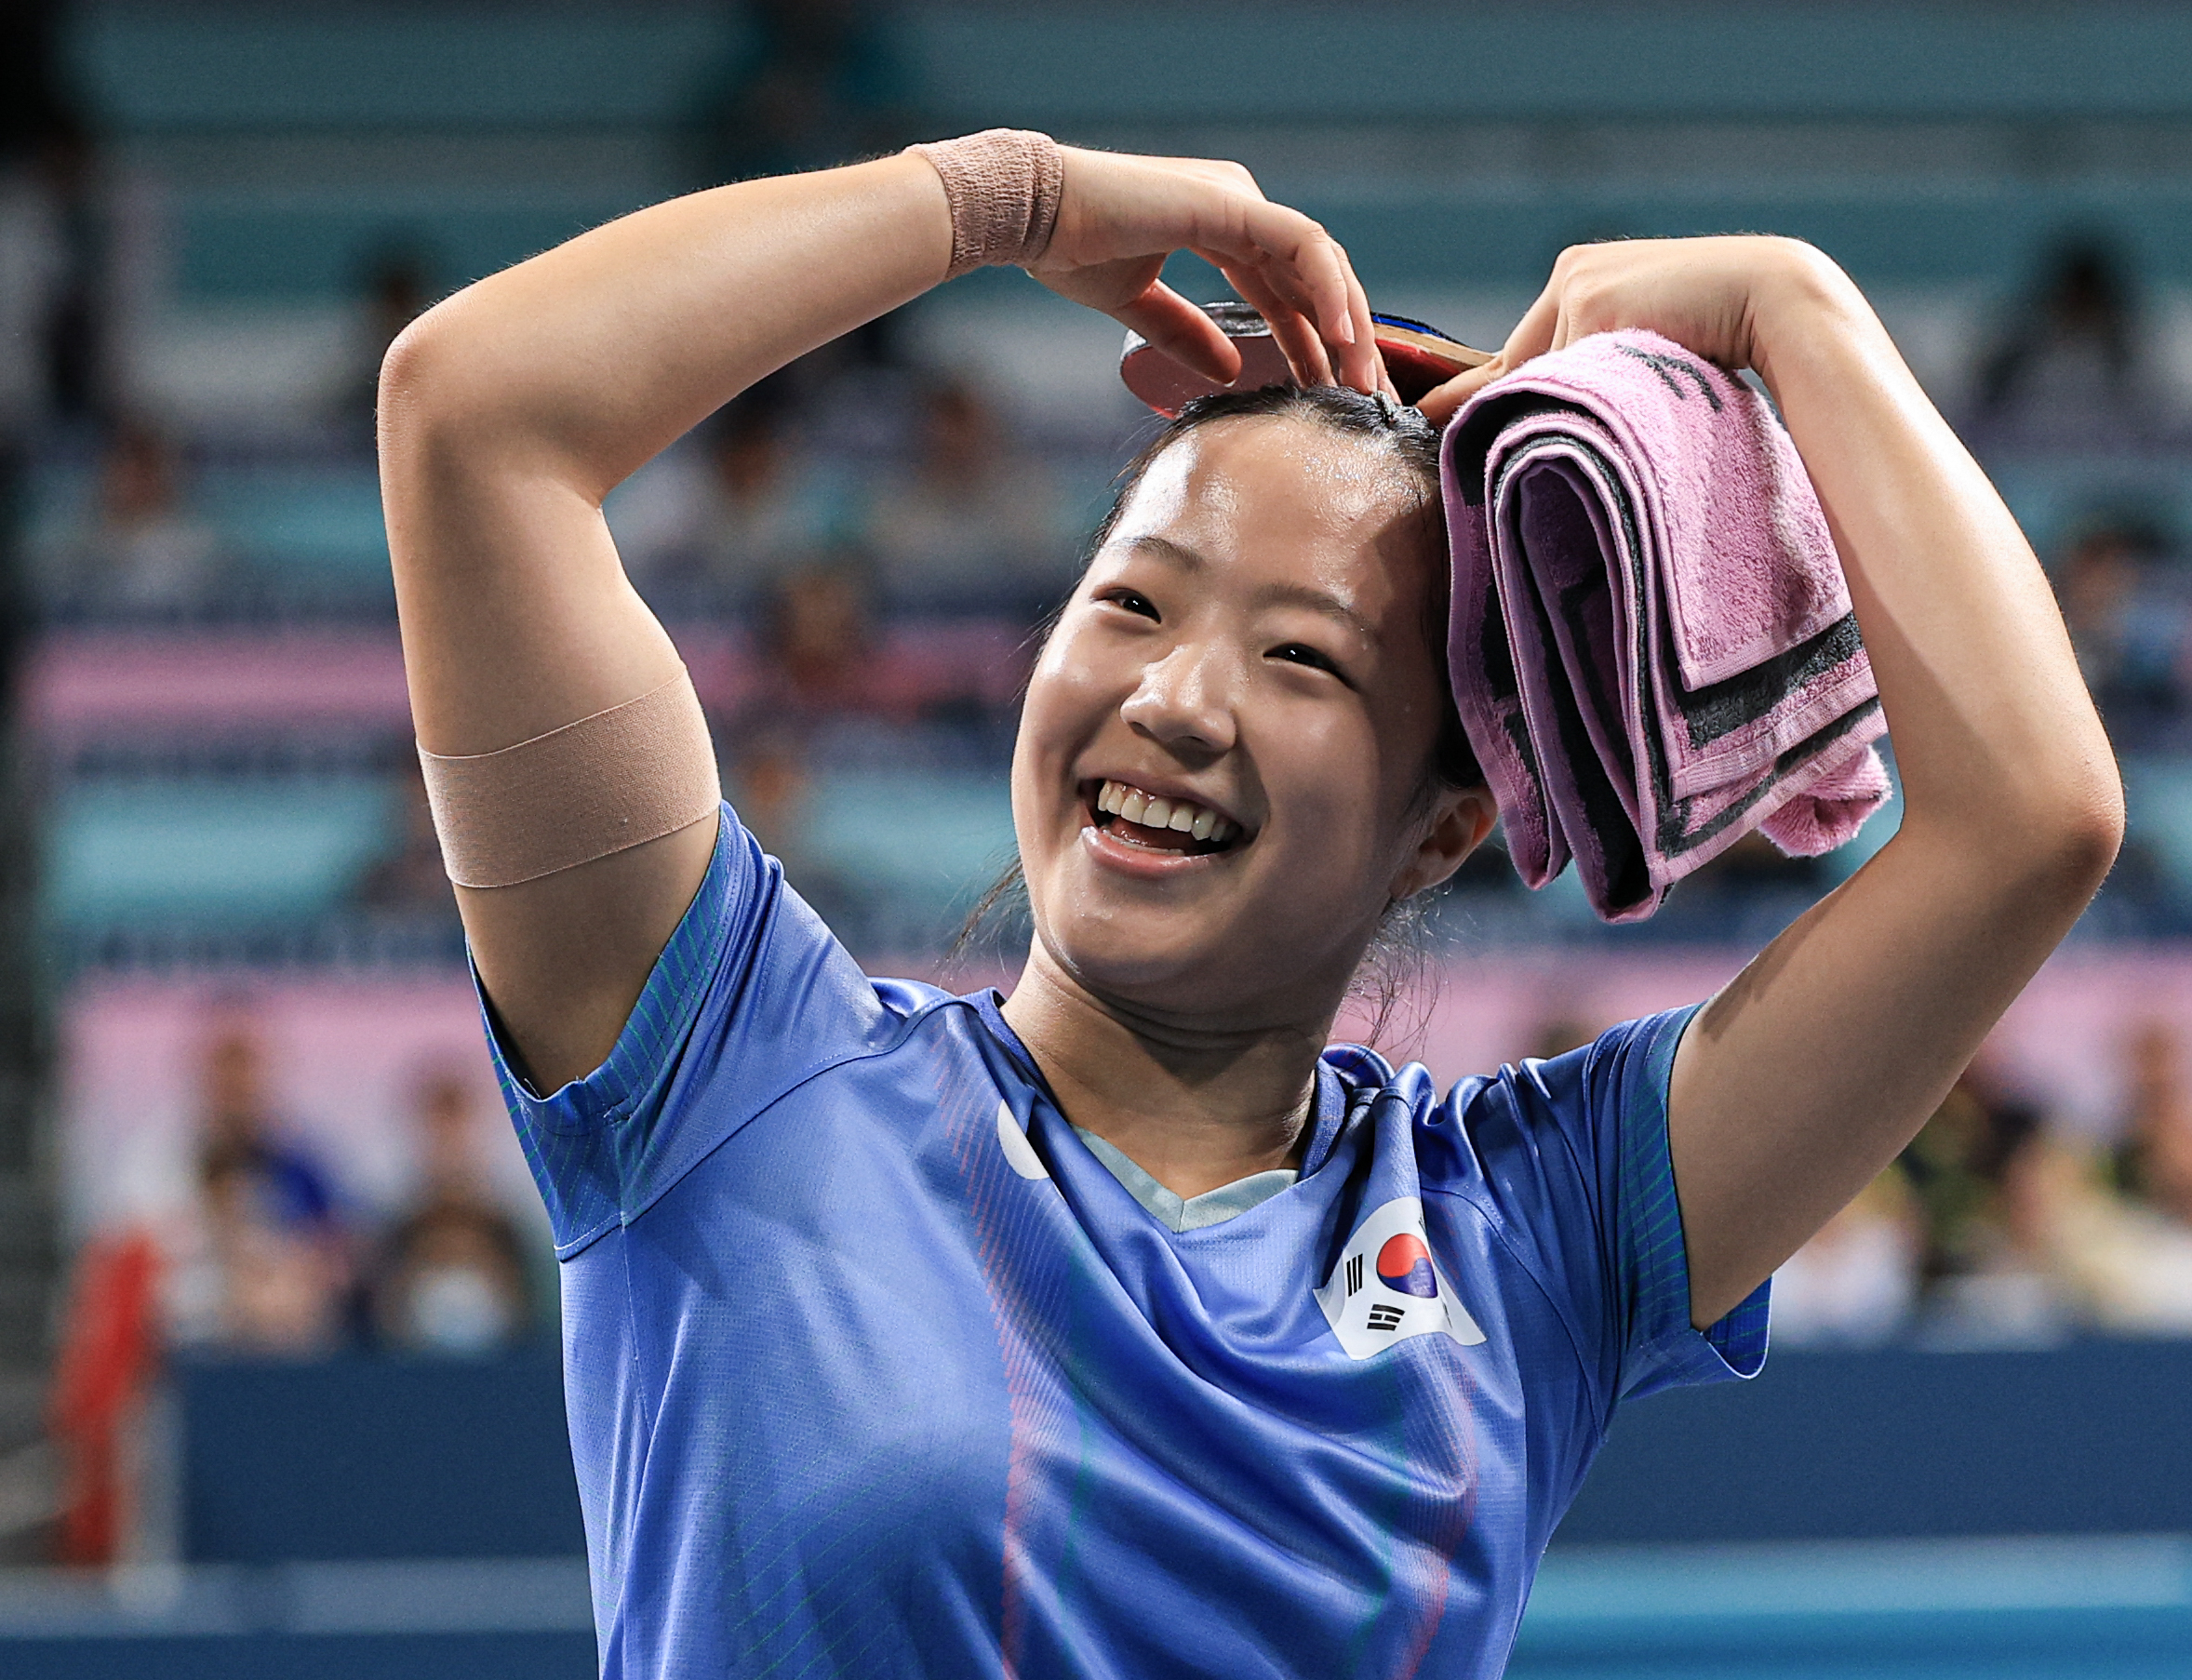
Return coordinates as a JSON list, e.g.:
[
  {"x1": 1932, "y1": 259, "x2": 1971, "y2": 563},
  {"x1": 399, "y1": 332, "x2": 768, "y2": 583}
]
[{"x1": 6, "y1": 0, "x2": 2192, "y2": 1672}]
